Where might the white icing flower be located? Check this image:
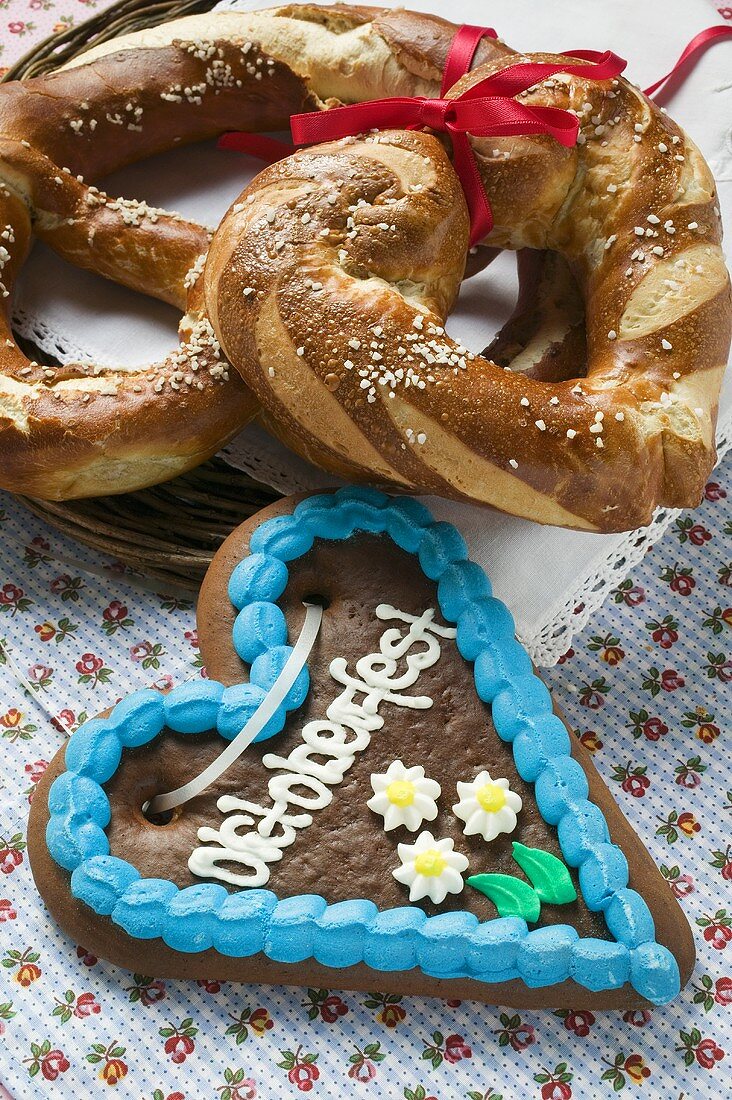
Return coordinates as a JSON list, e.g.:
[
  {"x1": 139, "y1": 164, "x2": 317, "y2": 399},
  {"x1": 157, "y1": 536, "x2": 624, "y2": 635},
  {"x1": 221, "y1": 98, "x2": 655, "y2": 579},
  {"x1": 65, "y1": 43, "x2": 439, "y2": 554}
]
[
  {"x1": 367, "y1": 759, "x2": 441, "y2": 832},
  {"x1": 392, "y1": 830, "x2": 469, "y2": 903},
  {"x1": 452, "y1": 771, "x2": 522, "y2": 842}
]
